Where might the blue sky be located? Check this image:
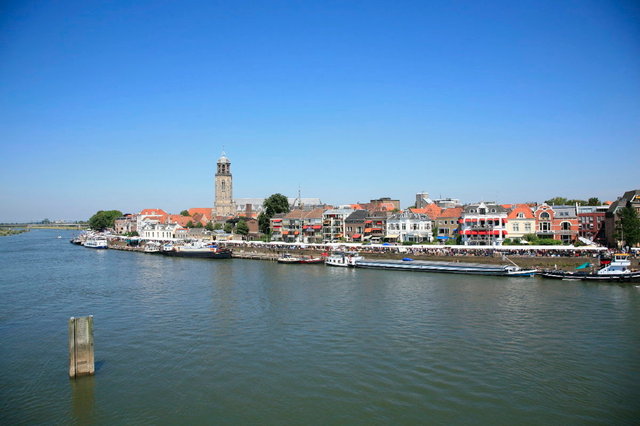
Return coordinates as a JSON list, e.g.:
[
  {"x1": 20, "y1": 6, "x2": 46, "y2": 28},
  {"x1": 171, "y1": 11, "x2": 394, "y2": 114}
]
[{"x1": 1, "y1": 0, "x2": 639, "y2": 221}]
